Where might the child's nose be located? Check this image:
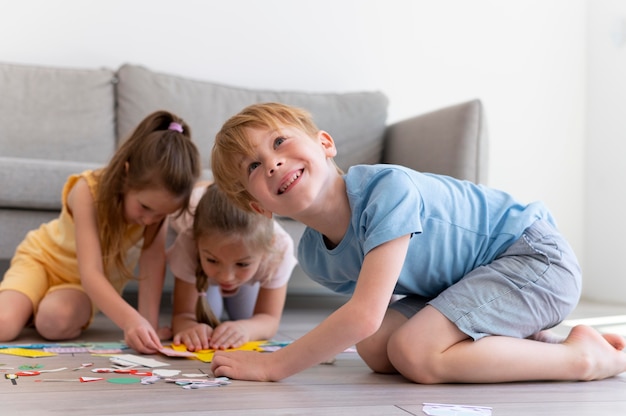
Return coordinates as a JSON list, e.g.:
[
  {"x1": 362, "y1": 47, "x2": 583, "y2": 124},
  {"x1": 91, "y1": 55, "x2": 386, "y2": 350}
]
[
  {"x1": 268, "y1": 161, "x2": 282, "y2": 175},
  {"x1": 216, "y1": 269, "x2": 235, "y2": 282}
]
